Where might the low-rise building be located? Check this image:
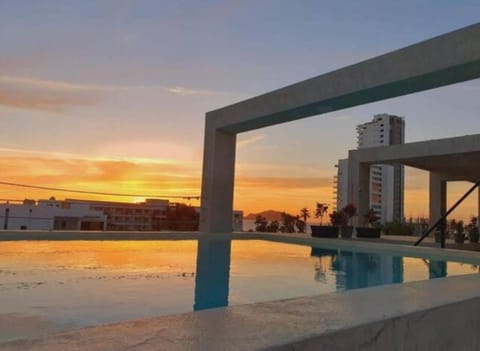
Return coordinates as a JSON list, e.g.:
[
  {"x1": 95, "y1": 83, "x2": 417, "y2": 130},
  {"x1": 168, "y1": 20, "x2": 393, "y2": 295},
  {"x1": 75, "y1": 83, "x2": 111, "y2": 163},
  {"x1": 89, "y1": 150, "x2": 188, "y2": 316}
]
[
  {"x1": 0, "y1": 197, "x2": 244, "y2": 231},
  {"x1": 65, "y1": 198, "x2": 169, "y2": 231},
  {"x1": 0, "y1": 198, "x2": 106, "y2": 230}
]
